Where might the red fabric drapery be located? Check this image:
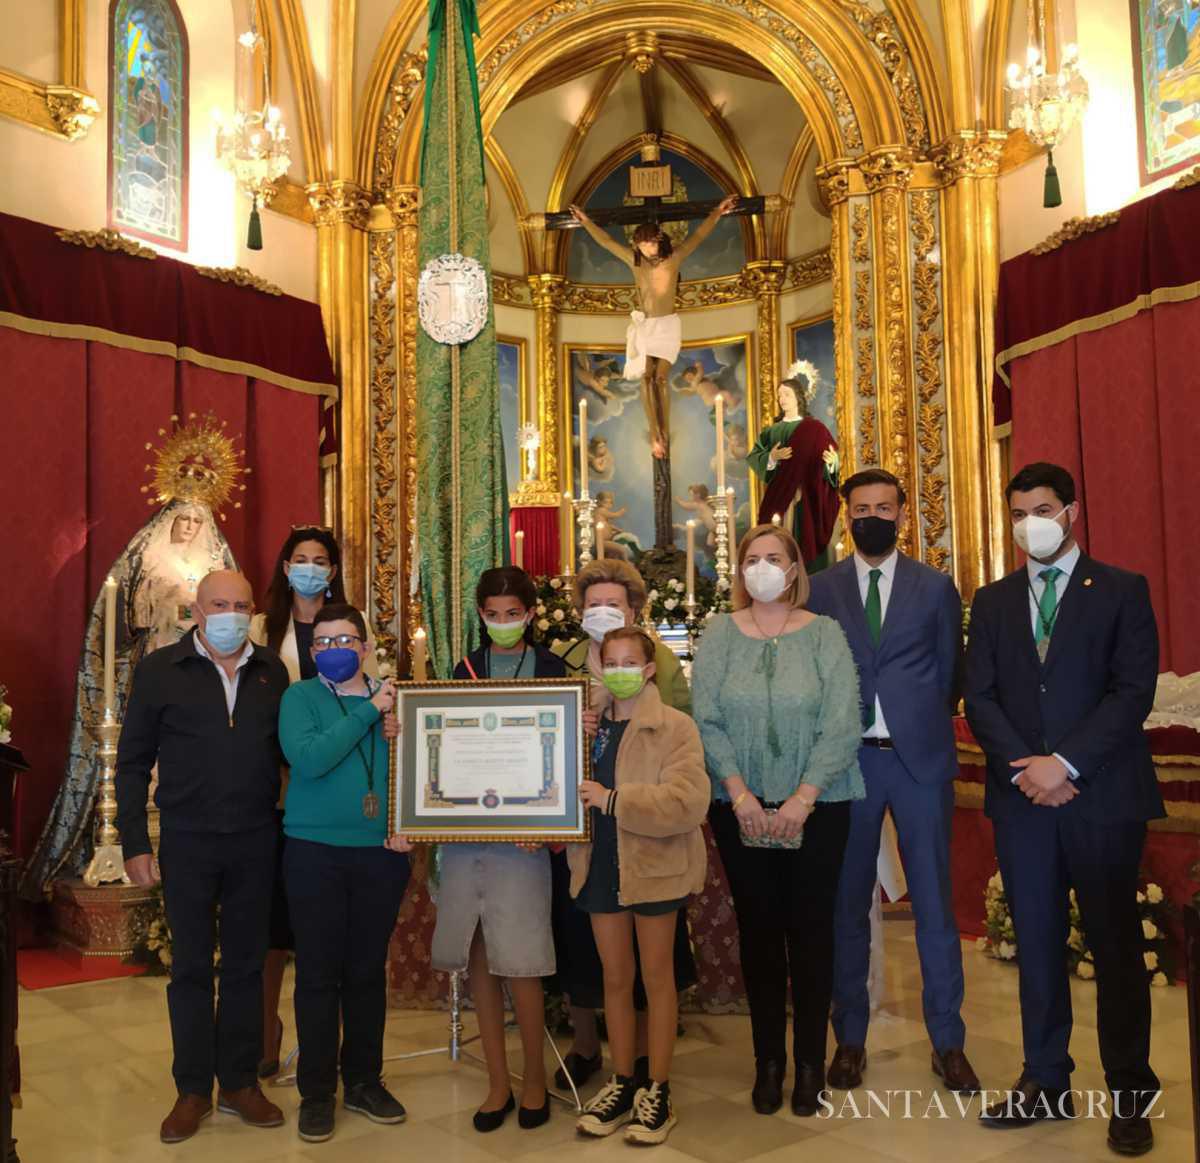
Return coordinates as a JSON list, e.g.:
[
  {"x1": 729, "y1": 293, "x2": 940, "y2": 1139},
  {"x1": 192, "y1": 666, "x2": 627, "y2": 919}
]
[
  {"x1": 510, "y1": 506, "x2": 560, "y2": 577},
  {"x1": 1006, "y1": 299, "x2": 1200, "y2": 675},
  {"x1": 993, "y1": 178, "x2": 1200, "y2": 428},
  {"x1": 0, "y1": 211, "x2": 336, "y2": 863}
]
